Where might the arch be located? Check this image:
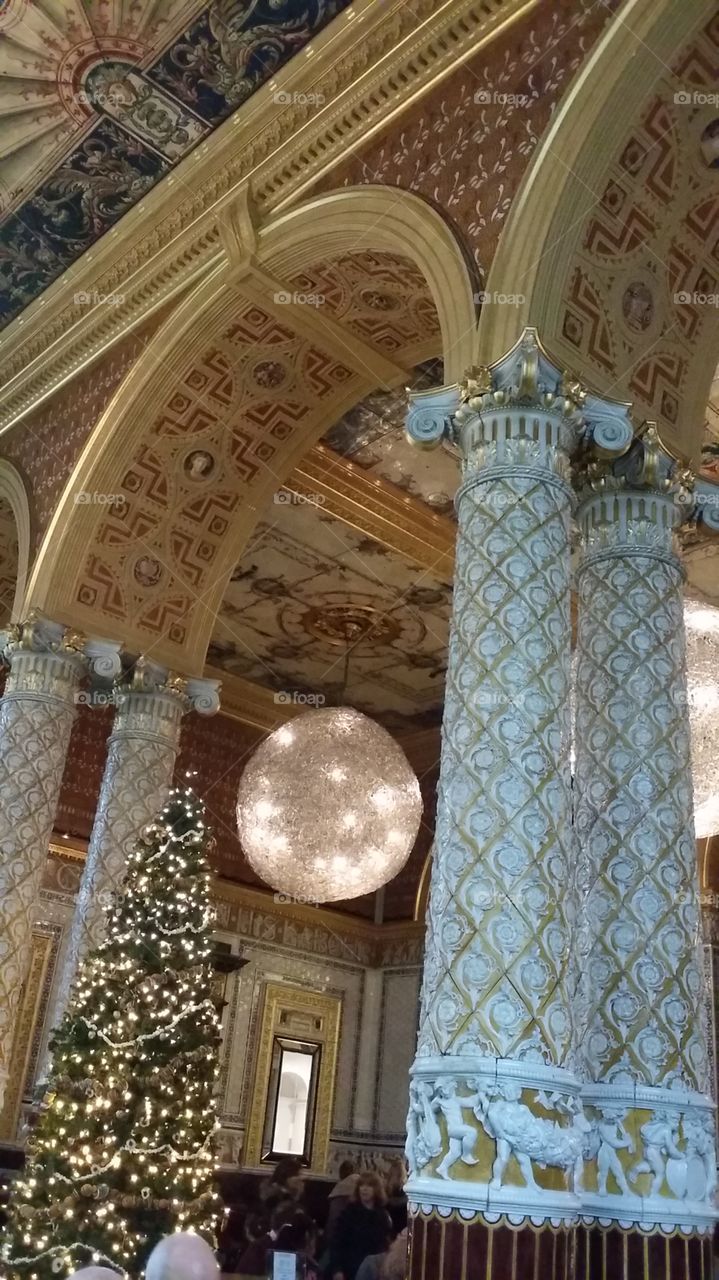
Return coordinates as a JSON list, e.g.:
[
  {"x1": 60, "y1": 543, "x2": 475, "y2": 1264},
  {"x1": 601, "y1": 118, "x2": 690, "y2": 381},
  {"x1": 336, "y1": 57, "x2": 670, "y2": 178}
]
[
  {"x1": 258, "y1": 187, "x2": 478, "y2": 380},
  {"x1": 26, "y1": 185, "x2": 476, "y2": 671},
  {"x1": 0, "y1": 461, "x2": 31, "y2": 625},
  {"x1": 478, "y1": 0, "x2": 718, "y2": 460}
]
